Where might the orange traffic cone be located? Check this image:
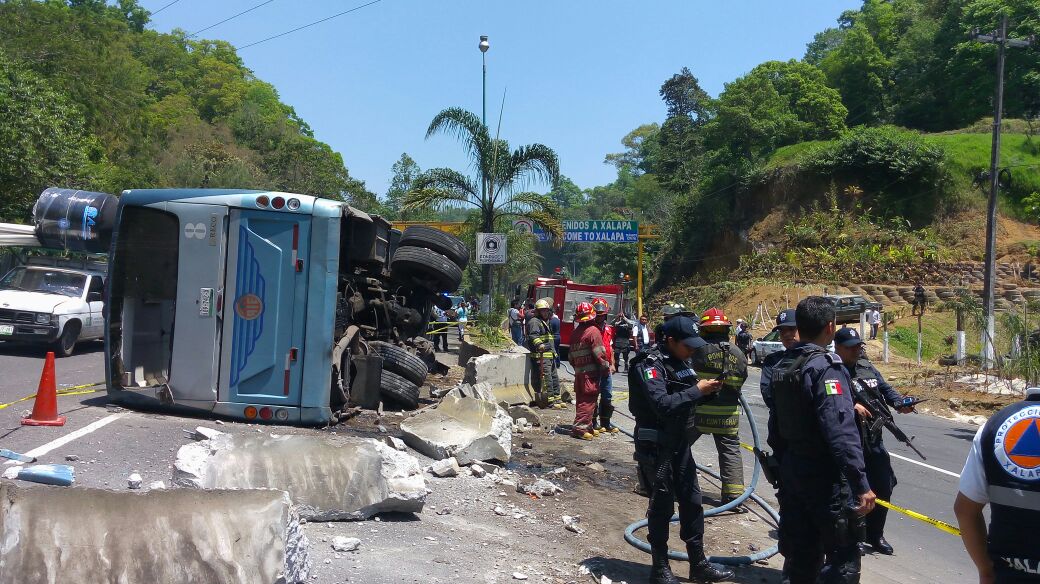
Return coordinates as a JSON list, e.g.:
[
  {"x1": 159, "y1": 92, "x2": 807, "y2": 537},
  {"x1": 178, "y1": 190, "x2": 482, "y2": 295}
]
[{"x1": 22, "y1": 352, "x2": 66, "y2": 427}]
